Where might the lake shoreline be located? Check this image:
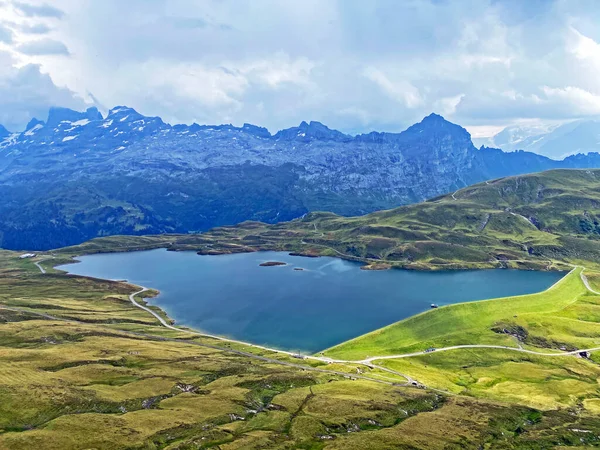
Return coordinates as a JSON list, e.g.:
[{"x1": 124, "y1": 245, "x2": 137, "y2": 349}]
[
  {"x1": 53, "y1": 233, "x2": 572, "y2": 273},
  {"x1": 54, "y1": 249, "x2": 566, "y2": 354},
  {"x1": 194, "y1": 245, "x2": 570, "y2": 272}
]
